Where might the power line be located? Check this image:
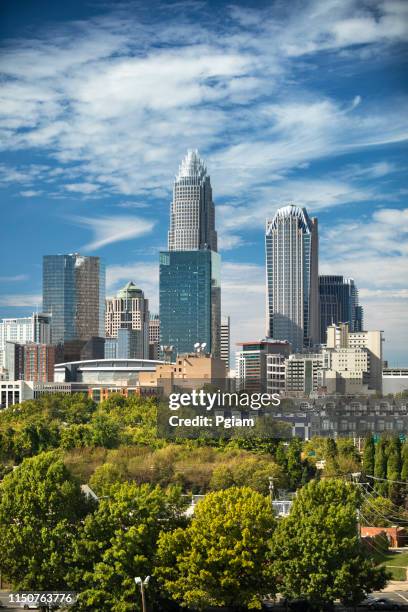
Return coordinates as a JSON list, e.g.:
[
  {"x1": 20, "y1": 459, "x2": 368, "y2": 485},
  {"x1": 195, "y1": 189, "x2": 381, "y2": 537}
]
[{"x1": 366, "y1": 475, "x2": 408, "y2": 486}]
